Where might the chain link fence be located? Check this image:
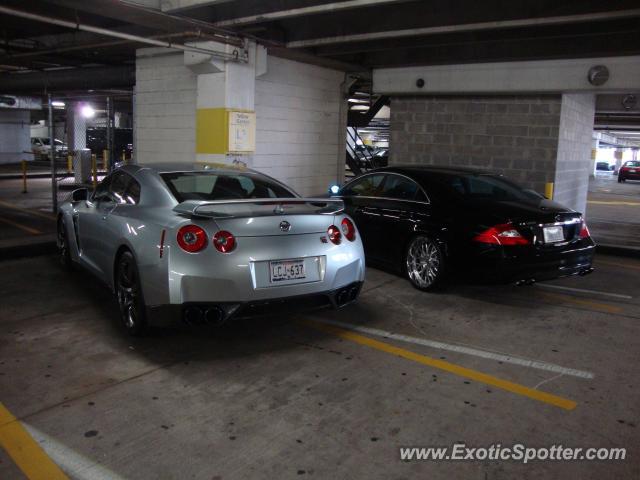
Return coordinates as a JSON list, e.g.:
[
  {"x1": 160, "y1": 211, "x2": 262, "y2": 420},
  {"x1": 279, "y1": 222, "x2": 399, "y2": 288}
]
[{"x1": 41, "y1": 94, "x2": 133, "y2": 210}]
